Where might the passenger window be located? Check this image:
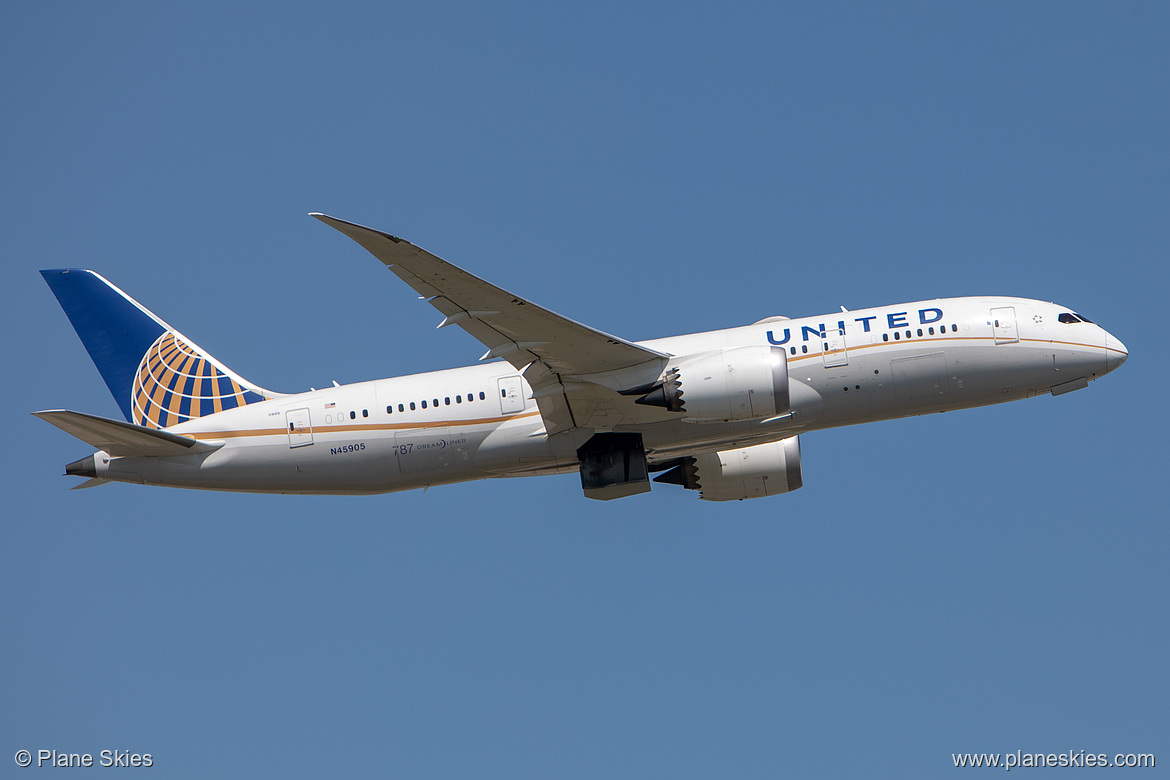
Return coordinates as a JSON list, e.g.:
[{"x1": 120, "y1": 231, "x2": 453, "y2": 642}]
[
  {"x1": 409, "y1": 402, "x2": 416, "y2": 411},
  {"x1": 398, "y1": 403, "x2": 405, "y2": 412},
  {"x1": 882, "y1": 333, "x2": 889, "y2": 342},
  {"x1": 362, "y1": 409, "x2": 368, "y2": 418},
  {"x1": 906, "y1": 330, "x2": 912, "y2": 339},
  {"x1": 386, "y1": 405, "x2": 392, "y2": 414},
  {"x1": 433, "y1": 398, "x2": 439, "y2": 407},
  {"x1": 917, "y1": 328, "x2": 923, "y2": 337},
  {"x1": 790, "y1": 347, "x2": 796, "y2": 355},
  {"x1": 349, "y1": 411, "x2": 356, "y2": 420},
  {"x1": 421, "y1": 400, "x2": 427, "y2": 409},
  {"x1": 801, "y1": 345, "x2": 808, "y2": 353},
  {"x1": 894, "y1": 332, "x2": 900, "y2": 340},
  {"x1": 479, "y1": 391, "x2": 486, "y2": 400},
  {"x1": 445, "y1": 397, "x2": 451, "y2": 405},
  {"x1": 952, "y1": 324, "x2": 958, "y2": 332},
  {"x1": 929, "y1": 327, "x2": 934, "y2": 335},
  {"x1": 456, "y1": 395, "x2": 462, "y2": 404}
]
